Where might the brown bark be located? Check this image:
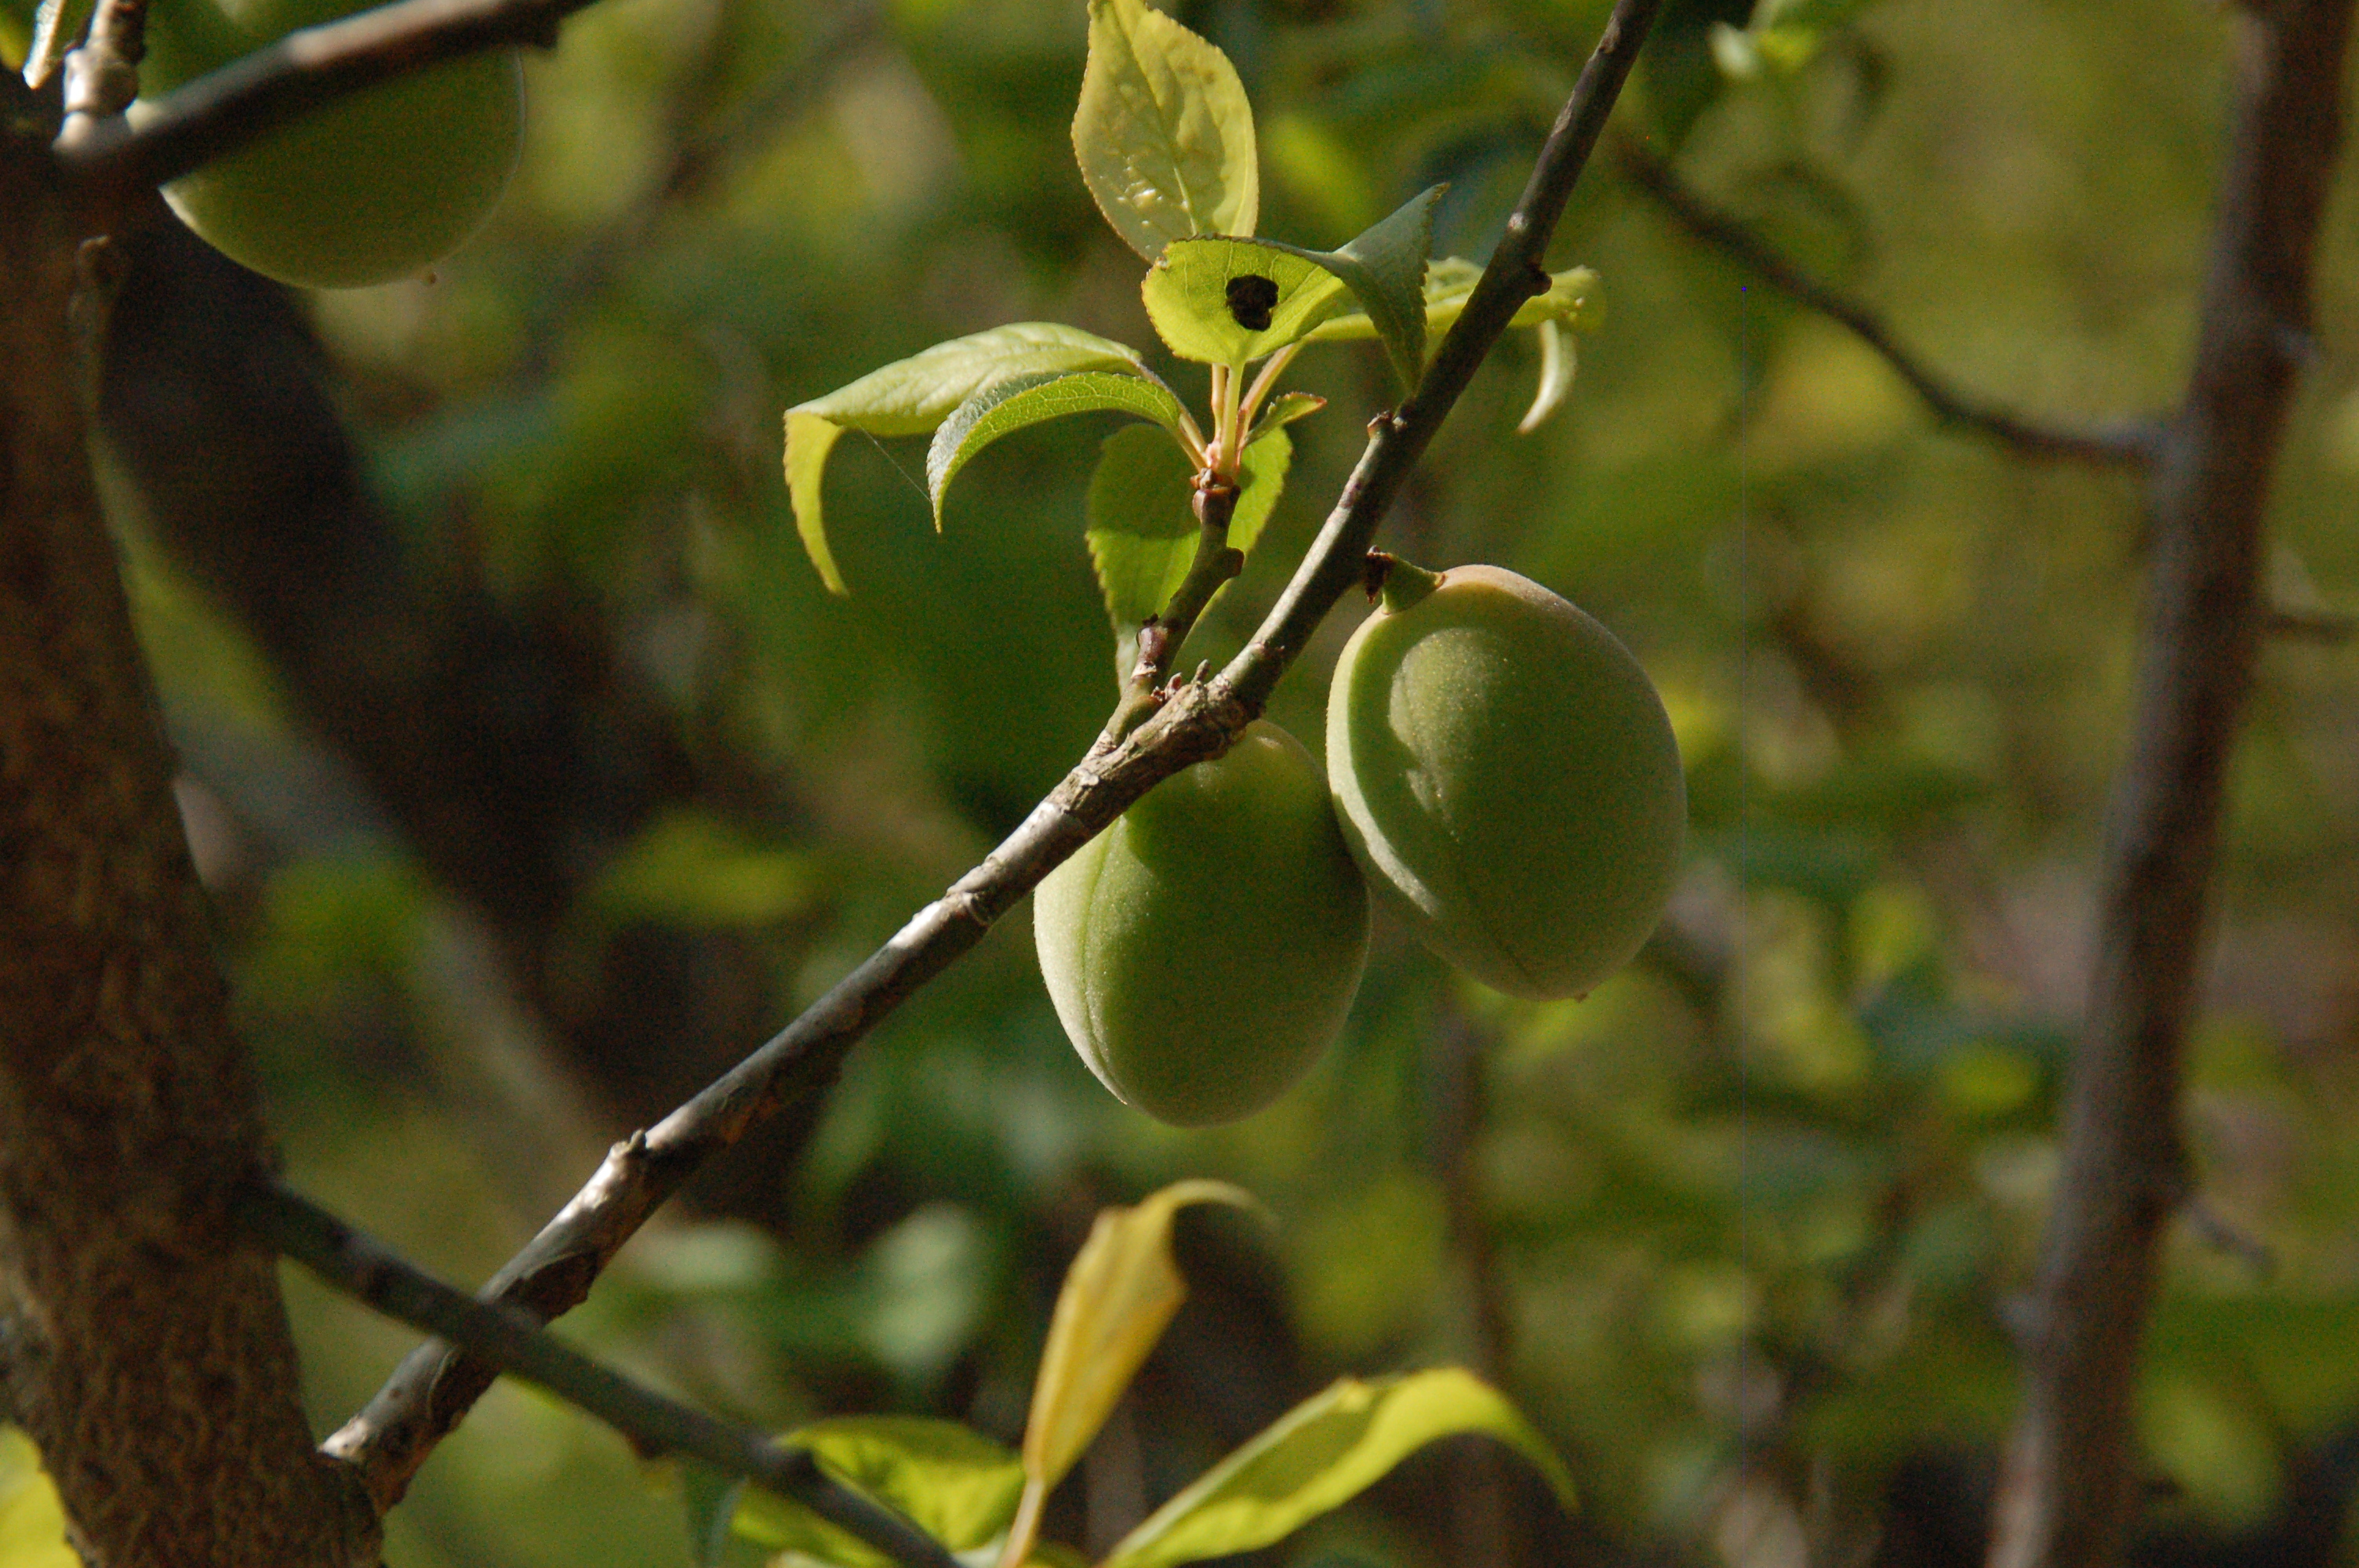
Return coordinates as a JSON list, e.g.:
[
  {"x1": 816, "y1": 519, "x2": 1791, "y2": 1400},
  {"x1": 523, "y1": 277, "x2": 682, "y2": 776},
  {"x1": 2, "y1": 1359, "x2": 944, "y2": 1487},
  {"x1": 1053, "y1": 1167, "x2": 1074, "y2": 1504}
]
[
  {"x1": 0, "y1": 101, "x2": 372, "y2": 1568},
  {"x1": 1986, "y1": 4, "x2": 2358, "y2": 1566}
]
